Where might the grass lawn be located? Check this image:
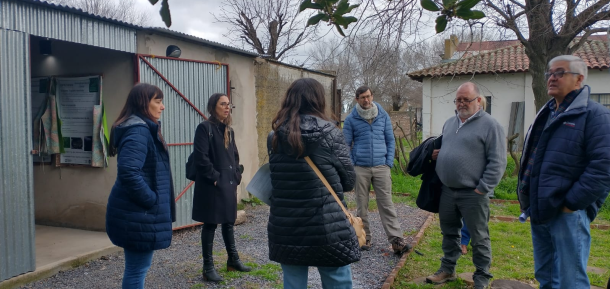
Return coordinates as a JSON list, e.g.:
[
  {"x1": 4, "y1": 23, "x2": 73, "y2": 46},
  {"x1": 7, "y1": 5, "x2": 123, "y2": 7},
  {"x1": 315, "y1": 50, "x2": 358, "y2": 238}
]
[
  {"x1": 390, "y1": 154, "x2": 610, "y2": 288},
  {"x1": 391, "y1": 217, "x2": 610, "y2": 289}
]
